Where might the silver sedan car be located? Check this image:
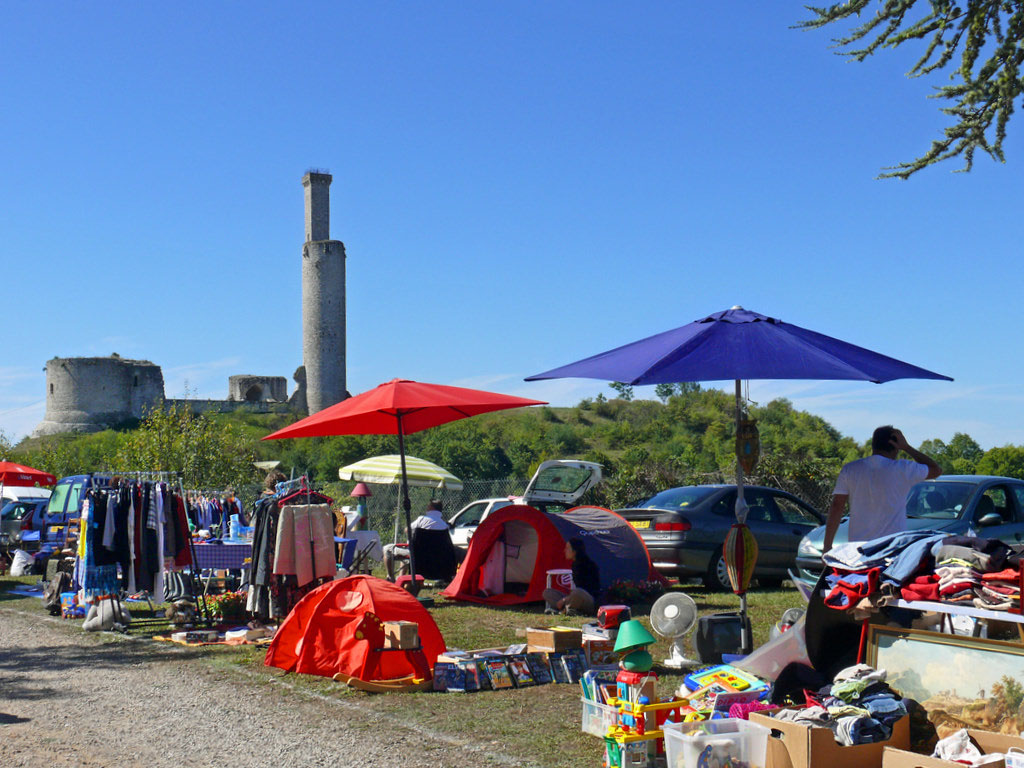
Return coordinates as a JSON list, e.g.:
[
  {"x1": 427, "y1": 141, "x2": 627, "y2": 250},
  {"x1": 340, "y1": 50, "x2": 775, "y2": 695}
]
[{"x1": 617, "y1": 484, "x2": 823, "y2": 590}]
